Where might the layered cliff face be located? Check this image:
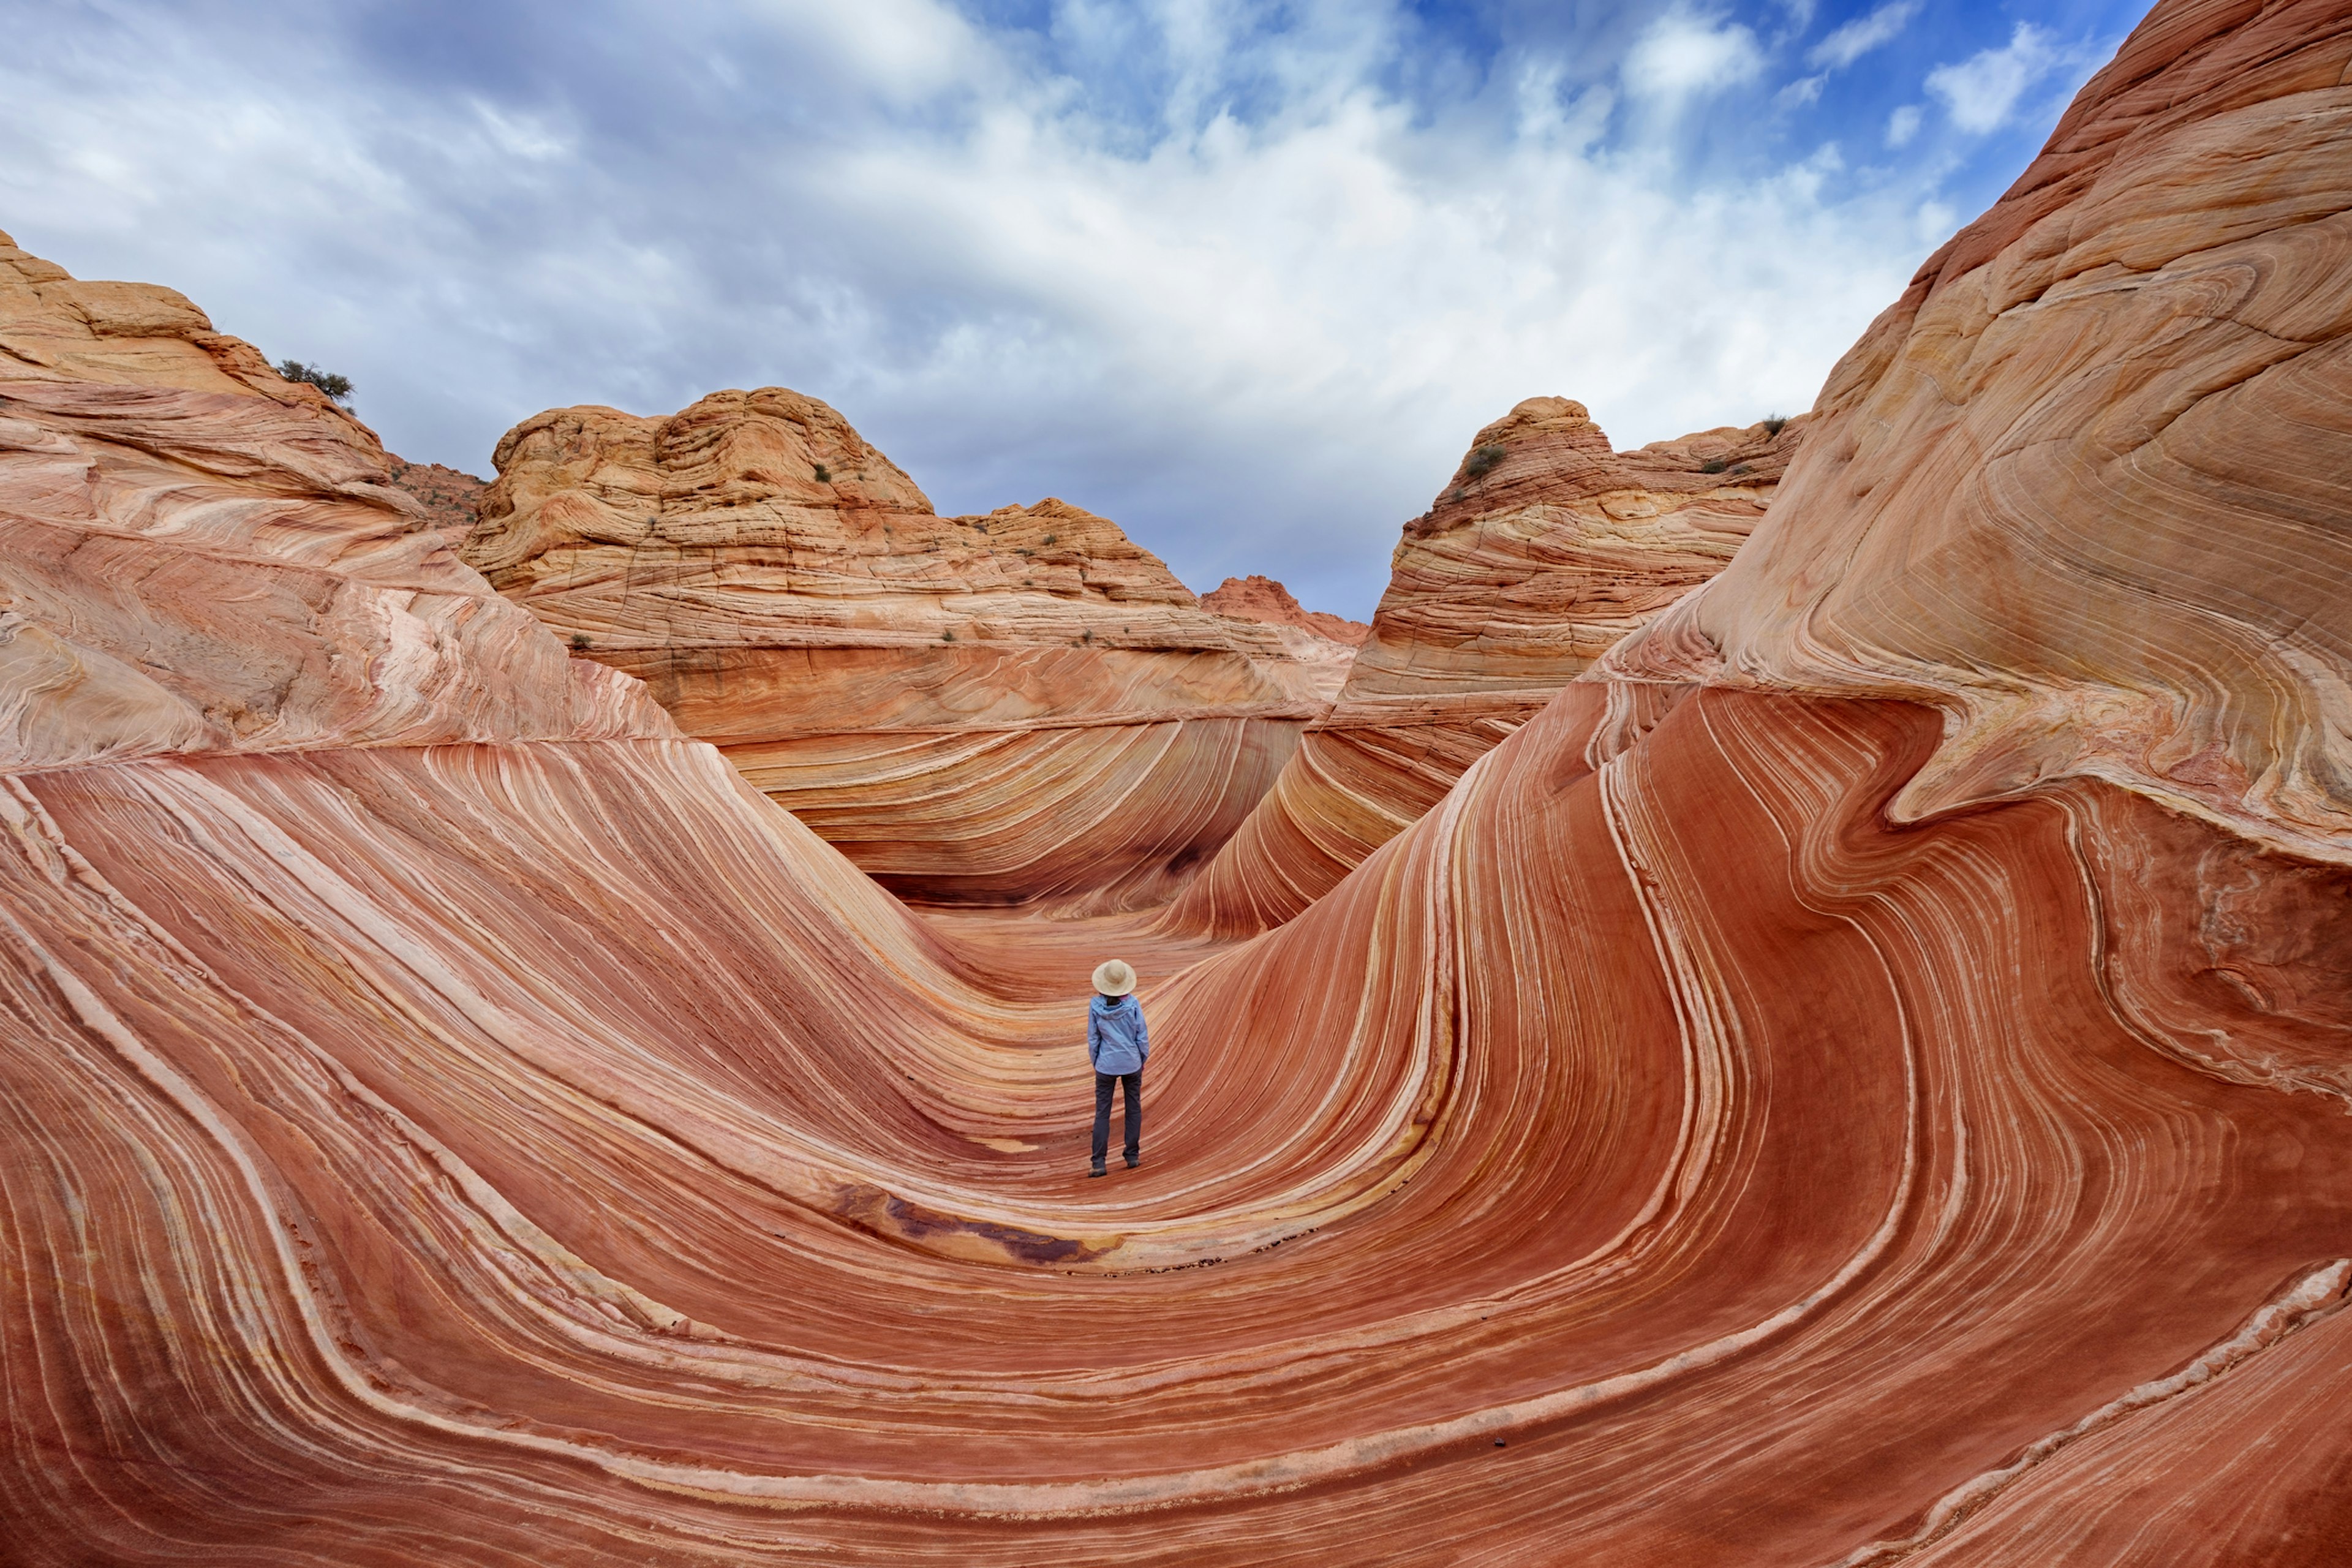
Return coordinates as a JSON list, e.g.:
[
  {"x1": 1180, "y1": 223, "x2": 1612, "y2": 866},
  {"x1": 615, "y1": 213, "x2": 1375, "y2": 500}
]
[
  {"x1": 462, "y1": 391, "x2": 1330, "y2": 910},
  {"x1": 0, "y1": 230, "x2": 658, "y2": 766},
  {"x1": 1166, "y1": 398, "x2": 1806, "y2": 935},
  {"x1": 9, "y1": 1, "x2": 2352, "y2": 1561}
]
